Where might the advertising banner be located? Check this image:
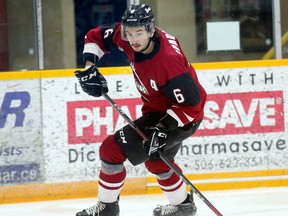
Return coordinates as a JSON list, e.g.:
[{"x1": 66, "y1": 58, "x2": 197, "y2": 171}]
[
  {"x1": 41, "y1": 65, "x2": 288, "y2": 184},
  {"x1": 41, "y1": 74, "x2": 145, "y2": 183},
  {"x1": 180, "y1": 66, "x2": 287, "y2": 176},
  {"x1": 0, "y1": 79, "x2": 42, "y2": 185}
]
